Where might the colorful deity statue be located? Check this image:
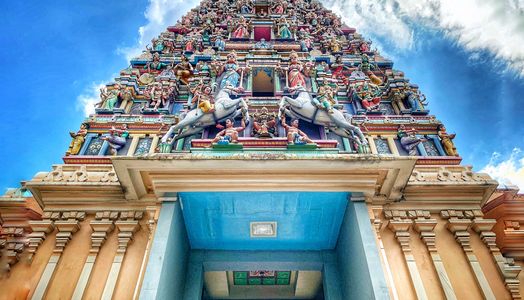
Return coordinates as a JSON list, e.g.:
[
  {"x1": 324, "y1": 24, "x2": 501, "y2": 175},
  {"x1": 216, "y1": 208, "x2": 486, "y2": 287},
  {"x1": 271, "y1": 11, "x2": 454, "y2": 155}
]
[
  {"x1": 144, "y1": 52, "x2": 168, "y2": 72},
  {"x1": 397, "y1": 124, "x2": 426, "y2": 156},
  {"x1": 437, "y1": 124, "x2": 458, "y2": 156},
  {"x1": 271, "y1": 1, "x2": 286, "y2": 14},
  {"x1": 329, "y1": 36, "x2": 342, "y2": 53},
  {"x1": 277, "y1": 51, "x2": 313, "y2": 89},
  {"x1": 102, "y1": 124, "x2": 129, "y2": 156},
  {"x1": 67, "y1": 123, "x2": 89, "y2": 155},
  {"x1": 252, "y1": 107, "x2": 277, "y2": 138},
  {"x1": 184, "y1": 38, "x2": 195, "y2": 53},
  {"x1": 232, "y1": 16, "x2": 251, "y2": 39},
  {"x1": 281, "y1": 115, "x2": 314, "y2": 145},
  {"x1": 211, "y1": 118, "x2": 246, "y2": 145},
  {"x1": 299, "y1": 31, "x2": 313, "y2": 52},
  {"x1": 330, "y1": 55, "x2": 350, "y2": 85},
  {"x1": 217, "y1": 51, "x2": 249, "y2": 89},
  {"x1": 190, "y1": 80, "x2": 215, "y2": 114},
  {"x1": 214, "y1": 35, "x2": 226, "y2": 51},
  {"x1": 151, "y1": 37, "x2": 165, "y2": 52},
  {"x1": 313, "y1": 78, "x2": 338, "y2": 114},
  {"x1": 96, "y1": 86, "x2": 120, "y2": 110},
  {"x1": 276, "y1": 17, "x2": 293, "y2": 39},
  {"x1": 146, "y1": 82, "x2": 177, "y2": 110},
  {"x1": 173, "y1": 55, "x2": 193, "y2": 85},
  {"x1": 353, "y1": 81, "x2": 382, "y2": 111},
  {"x1": 254, "y1": 38, "x2": 273, "y2": 50},
  {"x1": 358, "y1": 54, "x2": 383, "y2": 85},
  {"x1": 405, "y1": 88, "x2": 427, "y2": 112},
  {"x1": 238, "y1": 0, "x2": 253, "y2": 14}
]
